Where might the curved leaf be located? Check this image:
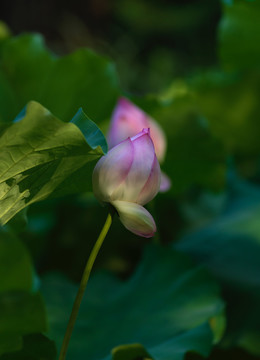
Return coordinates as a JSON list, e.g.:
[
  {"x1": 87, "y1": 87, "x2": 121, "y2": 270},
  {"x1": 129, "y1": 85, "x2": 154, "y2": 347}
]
[{"x1": 0, "y1": 101, "x2": 105, "y2": 225}]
